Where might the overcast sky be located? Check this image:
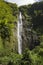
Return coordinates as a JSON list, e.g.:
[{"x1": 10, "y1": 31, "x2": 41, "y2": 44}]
[{"x1": 5, "y1": 0, "x2": 39, "y2": 6}]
